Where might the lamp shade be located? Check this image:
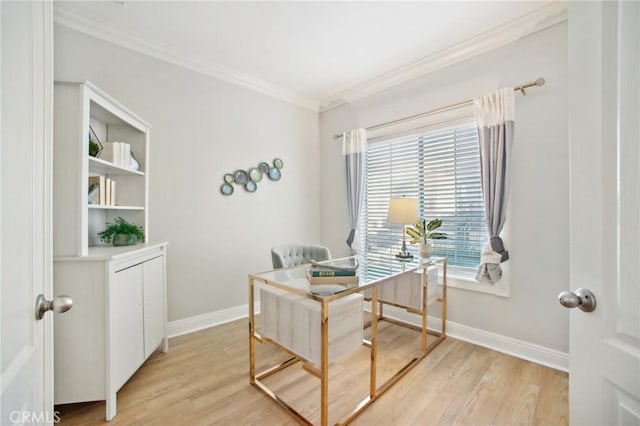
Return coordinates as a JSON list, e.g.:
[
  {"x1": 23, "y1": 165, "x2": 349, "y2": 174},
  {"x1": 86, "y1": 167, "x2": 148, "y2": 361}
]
[{"x1": 387, "y1": 197, "x2": 418, "y2": 224}]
